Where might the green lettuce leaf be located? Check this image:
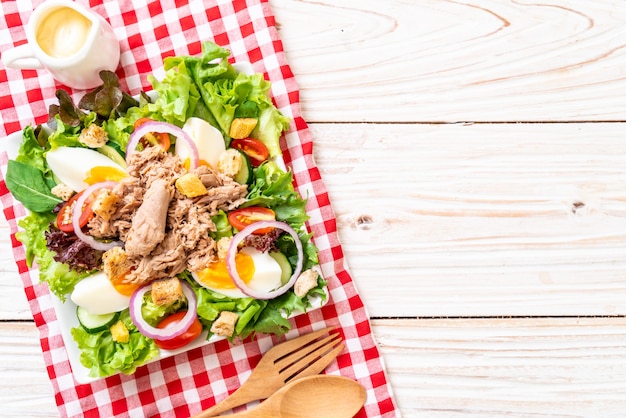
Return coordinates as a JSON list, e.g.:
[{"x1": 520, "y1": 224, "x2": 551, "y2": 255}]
[
  {"x1": 153, "y1": 41, "x2": 289, "y2": 155},
  {"x1": 5, "y1": 126, "x2": 61, "y2": 212},
  {"x1": 16, "y1": 212, "x2": 88, "y2": 300},
  {"x1": 140, "y1": 293, "x2": 186, "y2": 327},
  {"x1": 251, "y1": 104, "x2": 290, "y2": 158},
  {"x1": 5, "y1": 160, "x2": 61, "y2": 212},
  {"x1": 71, "y1": 309, "x2": 159, "y2": 377},
  {"x1": 243, "y1": 161, "x2": 318, "y2": 269}
]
